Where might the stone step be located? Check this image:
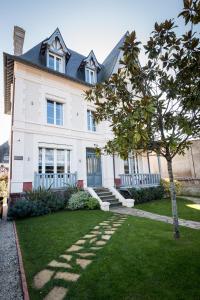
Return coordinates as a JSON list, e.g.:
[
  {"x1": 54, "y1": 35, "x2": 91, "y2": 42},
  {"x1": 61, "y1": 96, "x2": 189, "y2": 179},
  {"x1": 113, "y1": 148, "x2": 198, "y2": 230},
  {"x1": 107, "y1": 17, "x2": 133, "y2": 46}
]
[
  {"x1": 109, "y1": 202, "x2": 122, "y2": 207},
  {"x1": 101, "y1": 196, "x2": 117, "y2": 202},
  {"x1": 97, "y1": 192, "x2": 113, "y2": 197},
  {"x1": 99, "y1": 194, "x2": 115, "y2": 200}
]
